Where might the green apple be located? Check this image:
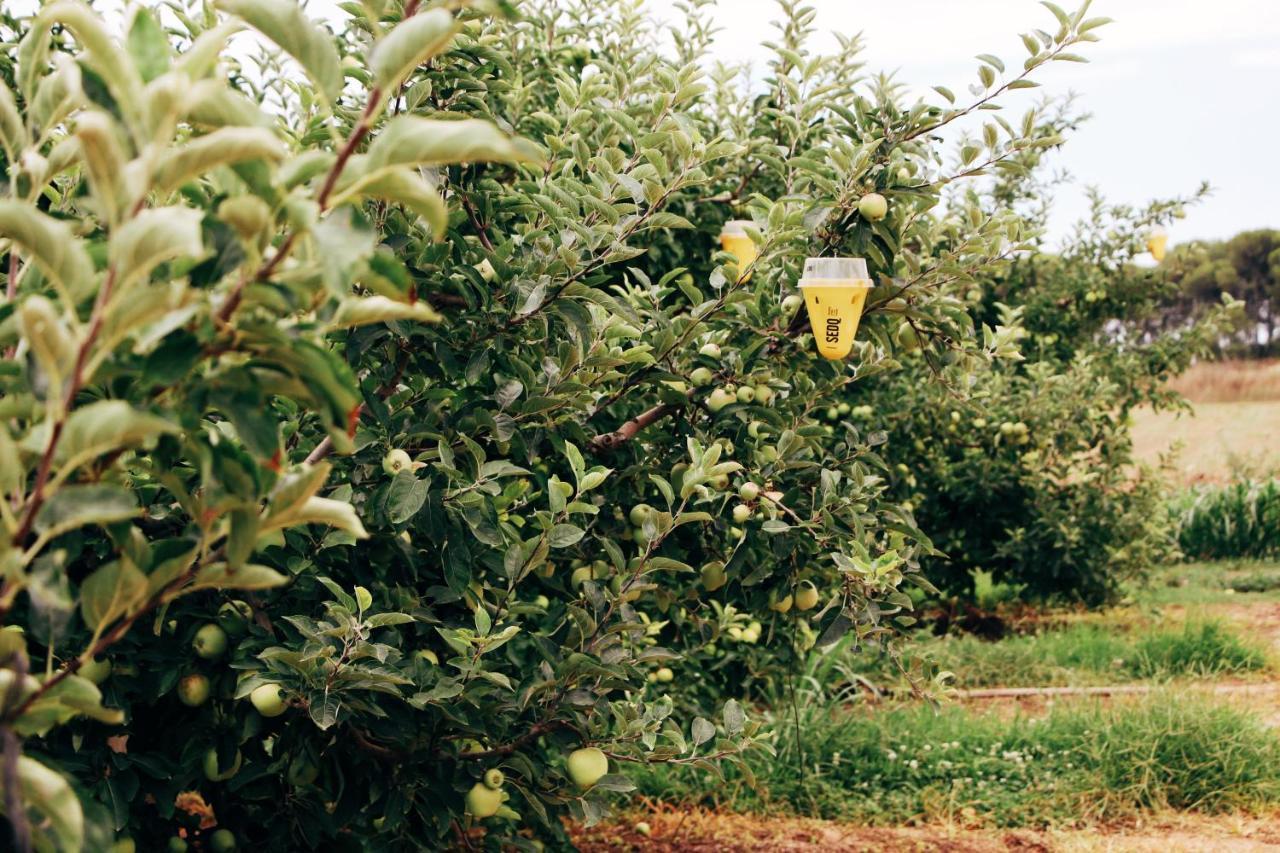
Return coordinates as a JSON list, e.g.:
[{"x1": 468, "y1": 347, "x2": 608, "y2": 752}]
[
  {"x1": 635, "y1": 821, "x2": 652, "y2": 837},
  {"x1": 753, "y1": 385, "x2": 773, "y2": 405},
  {"x1": 110, "y1": 839, "x2": 135, "y2": 853},
  {"x1": 217, "y1": 600, "x2": 253, "y2": 638},
  {"x1": 740, "y1": 626, "x2": 759, "y2": 644},
  {"x1": 167, "y1": 837, "x2": 189, "y2": 853},
  {"x1": 466, "y1": 781, "x2": 503, "y2": 818},
  {"x1": 483, "y1": 768, "x2": 505, "y2": 790},
  {"x1": 825, "y1": 406, "x2": 839, "y2": 422},
  {"x1": 858, "y1": 192, "x2": 888, "y2": 221},
  {"x1": 735, "y1": 385, "x2": 755, "y2": 404},
  {"x1": 571, "y1": 566, "x2": 594, "y2": 588},
  {"x1": 895, "y1": 321, "x2": 920, "y2": 352},
  {"x1": 782, "y1": 293, "x2": 803, "y2": 313},
  {"x1": 80, "y1": 656, "x2": 112, "y2": 685},
  {"x1": 209, "y1": 829, "x2": 237, "y2": 853},
  {"x1": 249, "y1": 683, "x2": 288, "y2": 717},
  {"x1": 690, "y1": 366, "x2": 714, "y2": 387},
  {"x1": 738, "y1": 482, "x2": 761, "y2": 502},
  {"x1": 192, "y1": 624, "x2": 228, "y2": 660},
  {"x1": 177, "y1": 674, "x2": 210, "y2": 707},
  {"x1": 699, "y1": 342, "x2": 721, "y2": 359},
  {"x1": 837, "y1": 402, "x2": 851, "y2": 416},
  {"x1": 700, "y1": 562, "x2": 727, "y2": 591},
  {"x1": 288, "y1": 756, "x2": 319, "y2": 786},
  {"x1": 707, "y1": 388, "x2": 734, "y2": 412},
  {"x1": 770, "y1": 593, "x2": 794, "y2": 613},
  {"x1": 203, "y1": 748, "x2": 242, "y2": 782},
  {"x1": 566, "y1": 747, "x2": 609, "y2": 789},
  {"x1": 655, "y1": 666, "x2": 673, "y2": 683},
  {"x1": 794, "y1": 581, "x2": 820, "y2": 611},
  {"x1": 382, "y1": 448, "x2": 412, "y2": 476},
  {"x1": 629, "y1": 504, "x2": 655, "y2": 527},
  {"x1": 534, "y1": 595, "x2": 550, "y2": 609},
  {"x1": 731, "y1": 504, "x2": 752, "y2": 524}
]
